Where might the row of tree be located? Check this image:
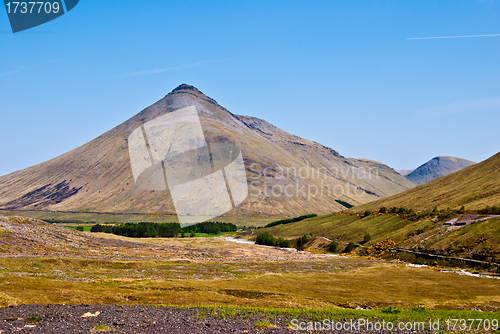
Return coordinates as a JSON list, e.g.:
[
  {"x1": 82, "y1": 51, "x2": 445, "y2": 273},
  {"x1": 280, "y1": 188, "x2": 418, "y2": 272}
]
[
  {"x1": 181, "y1": 222, "x2": 237, "y2": 235},
  {"x1": 255, "y1": 232, "x2": 351, "y2": 254},
  {"x1": 43, "y1": 219, "x2": 96, "y2": 224},
  {"x1": 478, "y1": 205, "x2": 500, "y2": 215},
  {"x1": 367, "y1": 206, "x2": 455, "y2": 220},
  {"x1": 90, "y1": 222, "x2": 180, "y2": 238},
  {"x1": 255, "y1": 232, "x2": 291, "y2": 247},
  {"x1": 264, "y1": 214, "x2": 317, "y2": 228}
]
